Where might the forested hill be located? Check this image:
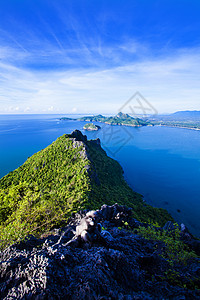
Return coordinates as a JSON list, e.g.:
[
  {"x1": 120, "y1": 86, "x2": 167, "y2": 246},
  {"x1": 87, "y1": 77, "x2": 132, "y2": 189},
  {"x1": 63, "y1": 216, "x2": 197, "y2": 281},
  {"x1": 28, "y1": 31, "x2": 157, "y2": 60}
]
[
  {"x1": 0, "y1": 130, "x2": 172, "y2": 249},
  {"x1": 78, "y1": 112, "x2": 150, "y2": 126},
  {"x1": 61, "y1": 112, "x2": 151, "y2": 127}
]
